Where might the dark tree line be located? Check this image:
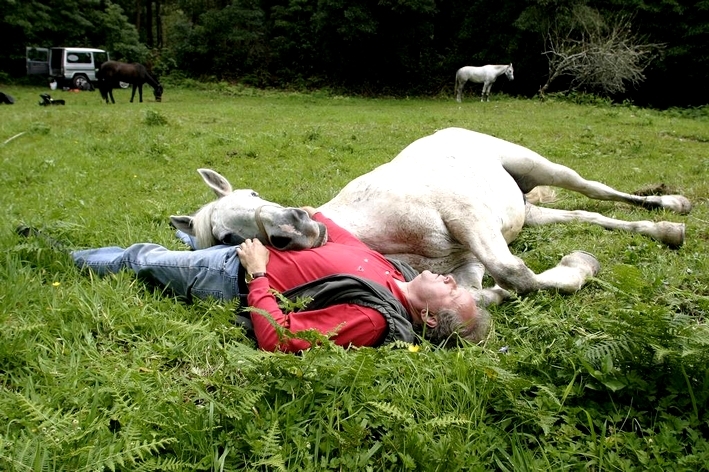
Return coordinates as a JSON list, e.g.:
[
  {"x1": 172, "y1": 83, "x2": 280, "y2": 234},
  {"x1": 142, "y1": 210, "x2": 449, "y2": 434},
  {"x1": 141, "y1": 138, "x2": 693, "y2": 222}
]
[{"x1": 2, "y1": 0, "x2": 707, "y2": 107}]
